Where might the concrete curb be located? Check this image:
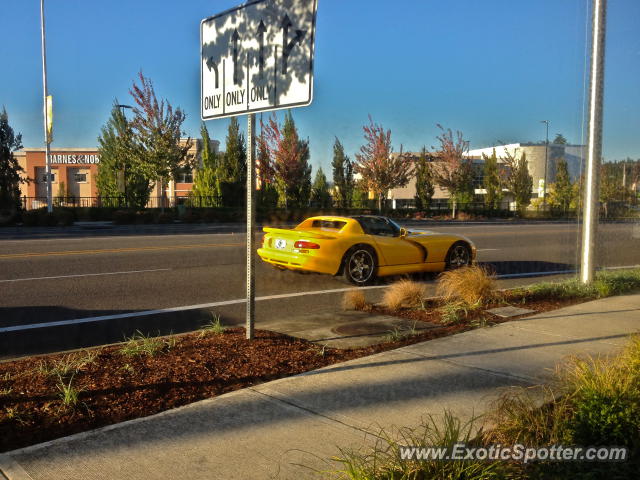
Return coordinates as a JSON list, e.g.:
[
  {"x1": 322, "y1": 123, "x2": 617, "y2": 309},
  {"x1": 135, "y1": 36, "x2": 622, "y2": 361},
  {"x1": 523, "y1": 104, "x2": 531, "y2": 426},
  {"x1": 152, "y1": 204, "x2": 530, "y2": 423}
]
[{"x1": 0, "y1": 454, "x2": 33, "y2": 480}]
